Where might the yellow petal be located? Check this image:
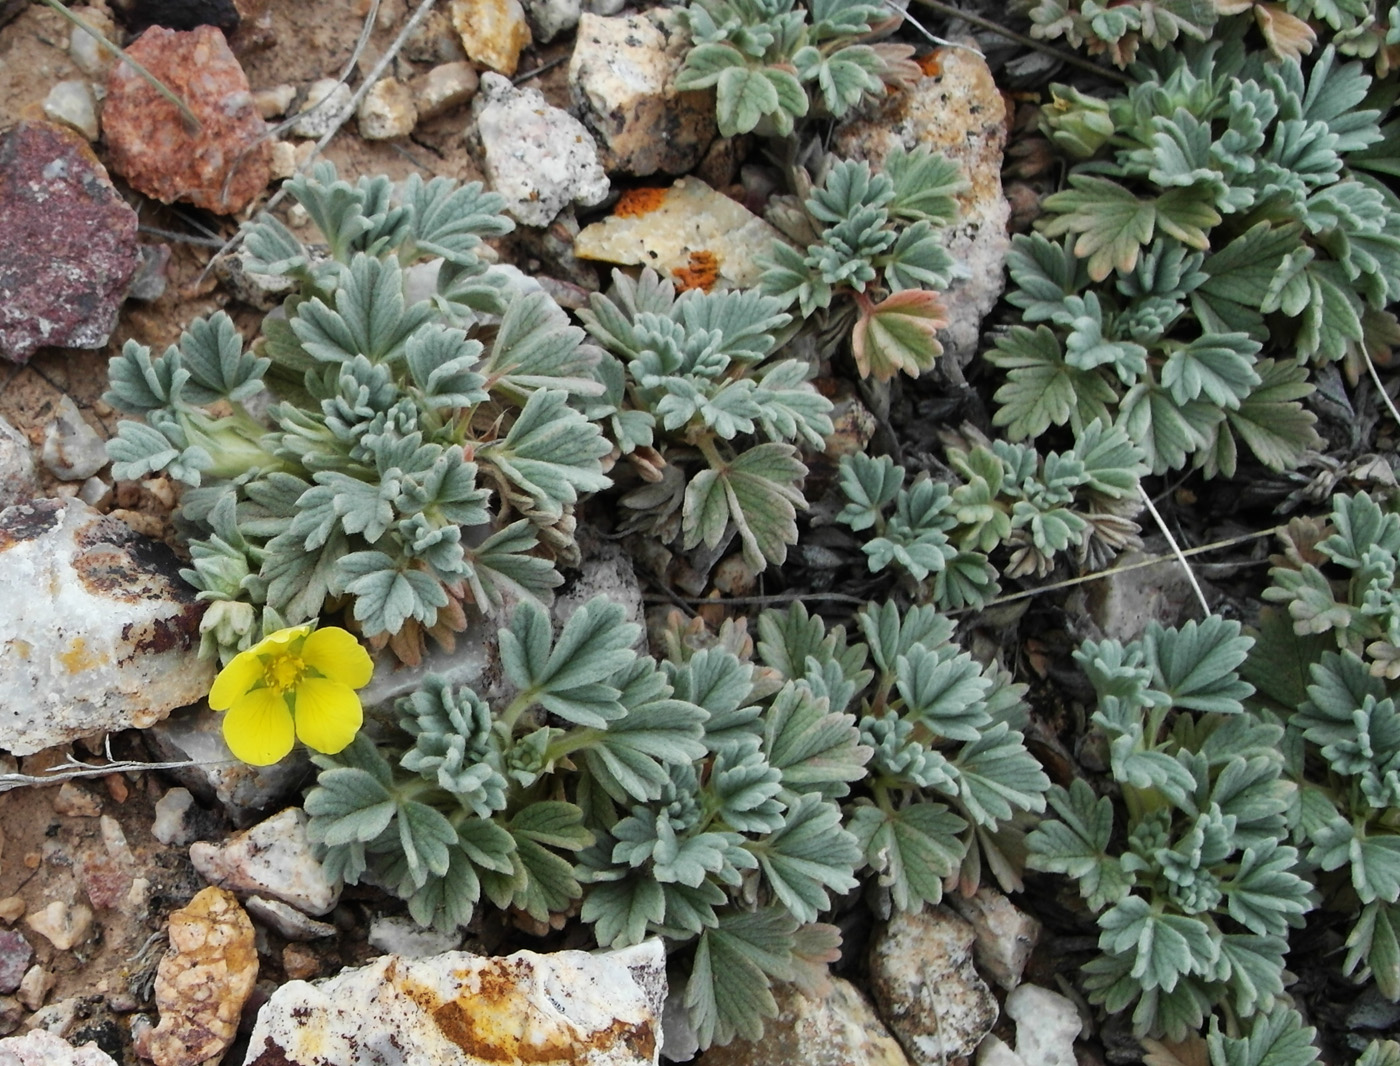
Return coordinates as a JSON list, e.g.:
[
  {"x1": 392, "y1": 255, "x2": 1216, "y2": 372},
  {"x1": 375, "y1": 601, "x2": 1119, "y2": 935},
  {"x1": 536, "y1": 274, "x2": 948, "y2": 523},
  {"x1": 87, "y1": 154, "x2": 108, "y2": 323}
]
[
  {"x1": 222, "y1": 688, "x2": 295, "y2": 766},
  {"x1": 293, "y1": 676, "x2": 364, "y2": 755},
  {"x1": 302, "y1": 627, "x2": 374, "y2": 688},
  {"x1": 255, "y1": 624, "x2": 314, "y2": 653},
  {"x1": 209, "y1": 648, "x2": 264, "y2": 710}
]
